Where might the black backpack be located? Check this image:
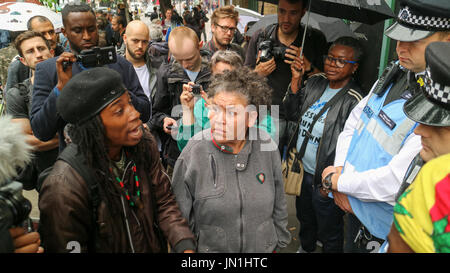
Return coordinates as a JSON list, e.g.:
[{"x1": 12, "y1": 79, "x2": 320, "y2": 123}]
[{"x1": 38, "y1": 143, "x2": 168, "y2": 253}]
